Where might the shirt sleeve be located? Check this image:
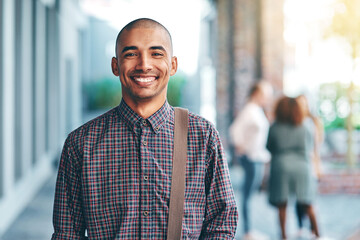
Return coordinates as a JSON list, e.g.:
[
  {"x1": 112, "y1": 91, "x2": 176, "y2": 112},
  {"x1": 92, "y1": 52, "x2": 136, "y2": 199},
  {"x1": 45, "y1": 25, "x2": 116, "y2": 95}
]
[
  {"x1": 228, "y1": 112, "x2": 245, "y2": 149},
  {"x1": 229, "y1": 107, "x2": 258, "y2": 156},
  {"x1": 201, "y1": 129, "x2": 239, "y2": 239},
  {"x1": 52, "y1": 134, "x2": 86, "y2": 240}
]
